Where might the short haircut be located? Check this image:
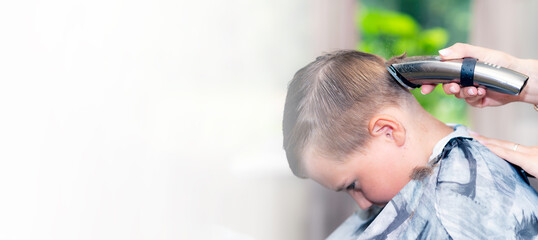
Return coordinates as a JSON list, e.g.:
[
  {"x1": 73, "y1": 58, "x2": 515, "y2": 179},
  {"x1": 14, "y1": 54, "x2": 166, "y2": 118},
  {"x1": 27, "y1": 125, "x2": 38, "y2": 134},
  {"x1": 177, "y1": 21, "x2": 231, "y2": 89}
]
[{"x1": 282, "y1": 50, "x2": 413, "y2": 178}]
